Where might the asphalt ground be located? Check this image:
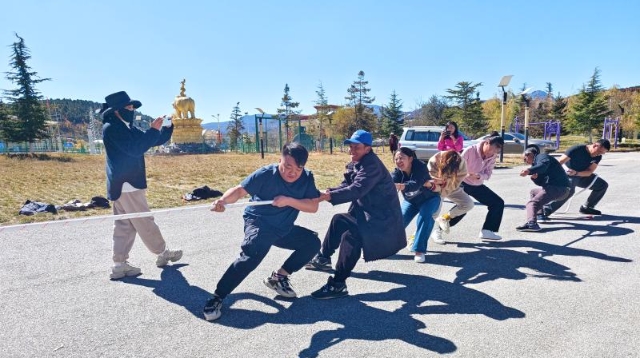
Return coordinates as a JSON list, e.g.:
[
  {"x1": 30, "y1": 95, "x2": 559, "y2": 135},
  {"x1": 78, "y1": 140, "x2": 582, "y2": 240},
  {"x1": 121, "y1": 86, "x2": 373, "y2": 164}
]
[{"x1": 1, "y1": 152, "x2": 639, "y2": 358}]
